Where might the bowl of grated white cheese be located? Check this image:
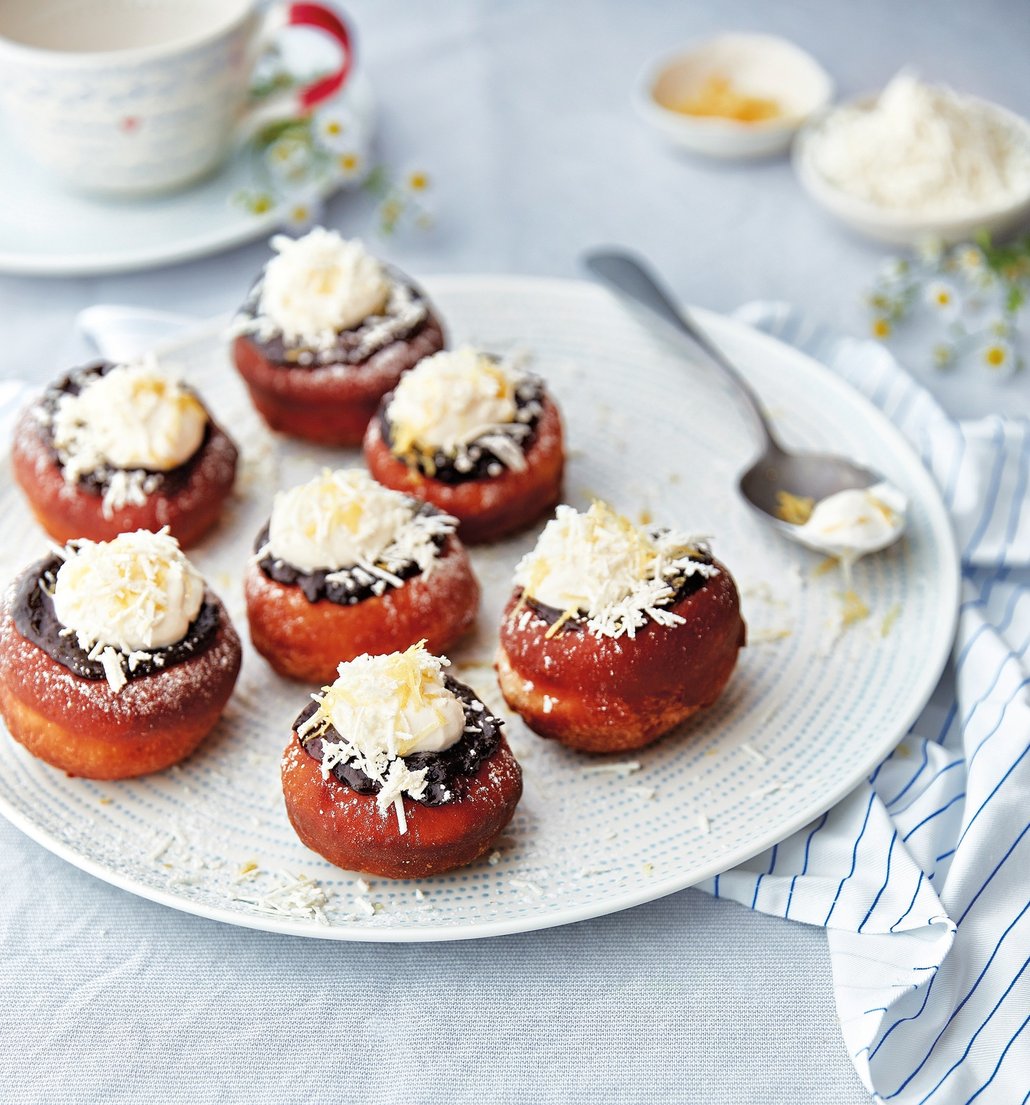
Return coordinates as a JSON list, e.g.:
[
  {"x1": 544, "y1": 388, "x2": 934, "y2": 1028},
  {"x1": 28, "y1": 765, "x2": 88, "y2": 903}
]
[{"x1": 793, "y1": 72, "x2": 1030, "y2": 245}]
